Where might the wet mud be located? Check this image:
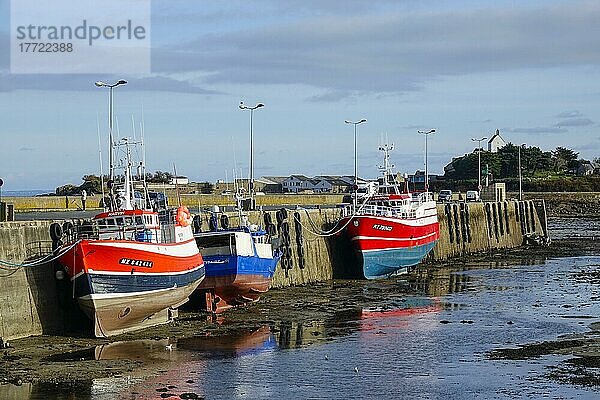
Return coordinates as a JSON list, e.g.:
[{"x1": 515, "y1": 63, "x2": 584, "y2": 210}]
[{"x1": 0, "y1": 217, "x2": 599, "y2": 398}]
